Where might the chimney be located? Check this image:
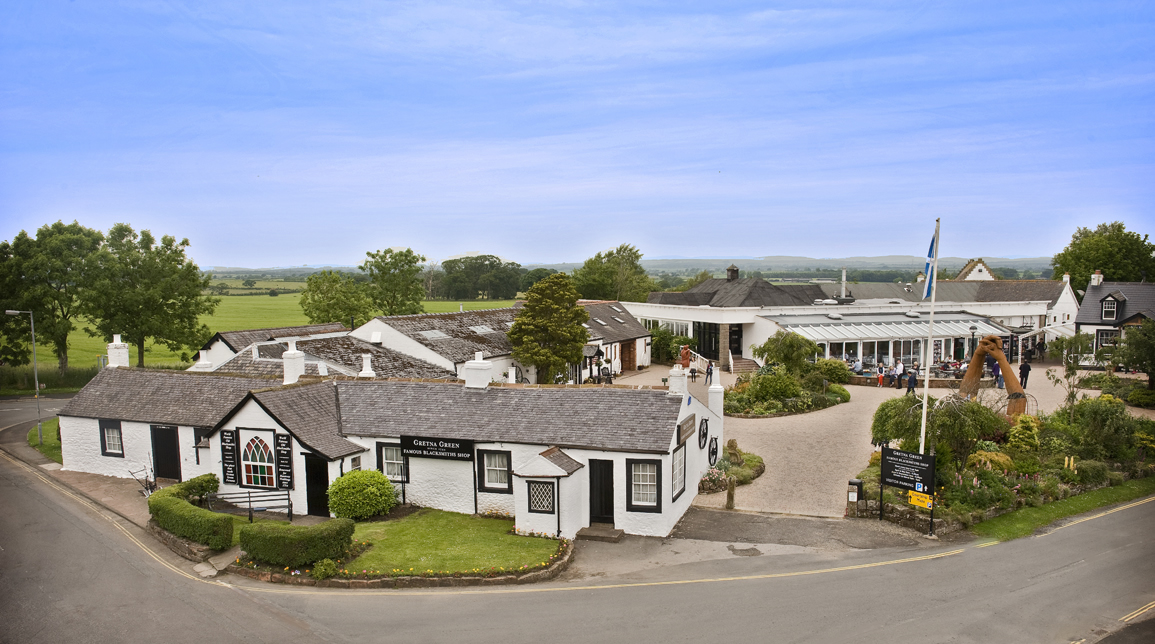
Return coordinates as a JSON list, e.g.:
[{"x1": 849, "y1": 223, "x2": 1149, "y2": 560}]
[
  {"x1": 708, "y1": 383, "x2": 724, "y2": 418},
  {"x1": 667, "y1": 365, "x2": 686, "y2": 396},
  {"x1": 1090, "y1": 270, "x2": 1104, "y2": 287},
  {"x1": 106, "y1": 334, "x2": 130, "y2": 368},
  {"x1": 1063, "y1": 273, "x2": 1070, "y2": 284},
  {"x1": 508, "y1": 367, "x2": 517, "y2": 384},
  {"x1": 317, "y1": 361, "x2": 328, "y2": 376},
  {"x1": 283, "y1": 340, "x2": 305, "y2": 385},
  {"x1": 358, "y1": 353, "x2": 376, "y2": 378},
  {"x1": 840, "y1": 267, "x2": 847, "y2": 298},
  {"x1": 463, "y1": 351, "x2": 493, "y2": 389},
  {"x1": 726, "y1": 265, "x2": 739, "y2": 282}
]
